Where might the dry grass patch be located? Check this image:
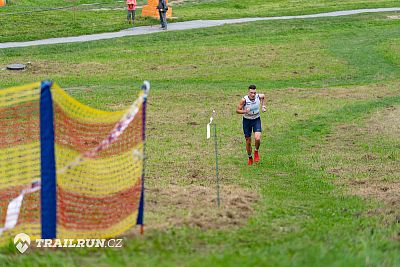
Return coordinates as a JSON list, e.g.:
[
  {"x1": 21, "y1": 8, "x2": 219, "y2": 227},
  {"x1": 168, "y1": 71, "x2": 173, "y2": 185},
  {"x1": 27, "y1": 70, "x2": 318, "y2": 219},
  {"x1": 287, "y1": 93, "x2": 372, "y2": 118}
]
[
  {"x1": 315, "y1": 105, "x2": 399, "y2": 223},
  {"x1": 366, "y1": 105, "x2": 400, "y2": 140},
  {"x1": 1, "y1": 60, "x2": 110, "y2": 78},
  {"x1": 144, "y1": 184, "x2": 260, "y2": 230}
]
